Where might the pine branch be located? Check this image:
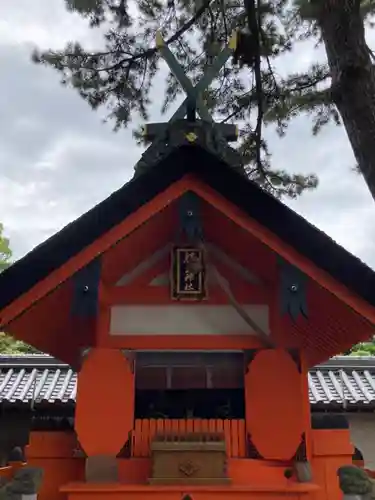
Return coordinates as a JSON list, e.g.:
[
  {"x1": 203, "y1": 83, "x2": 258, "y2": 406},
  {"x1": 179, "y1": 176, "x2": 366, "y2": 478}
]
[
  {"x1": 57, "y1": 0, "x2": 212, "y2": 68},
  {"x1": 118, "y1": 0, "x2": 213, "y2": 63},
  {"x1": 32, "y1": 0, "x2": 324, "y2": 200}
]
